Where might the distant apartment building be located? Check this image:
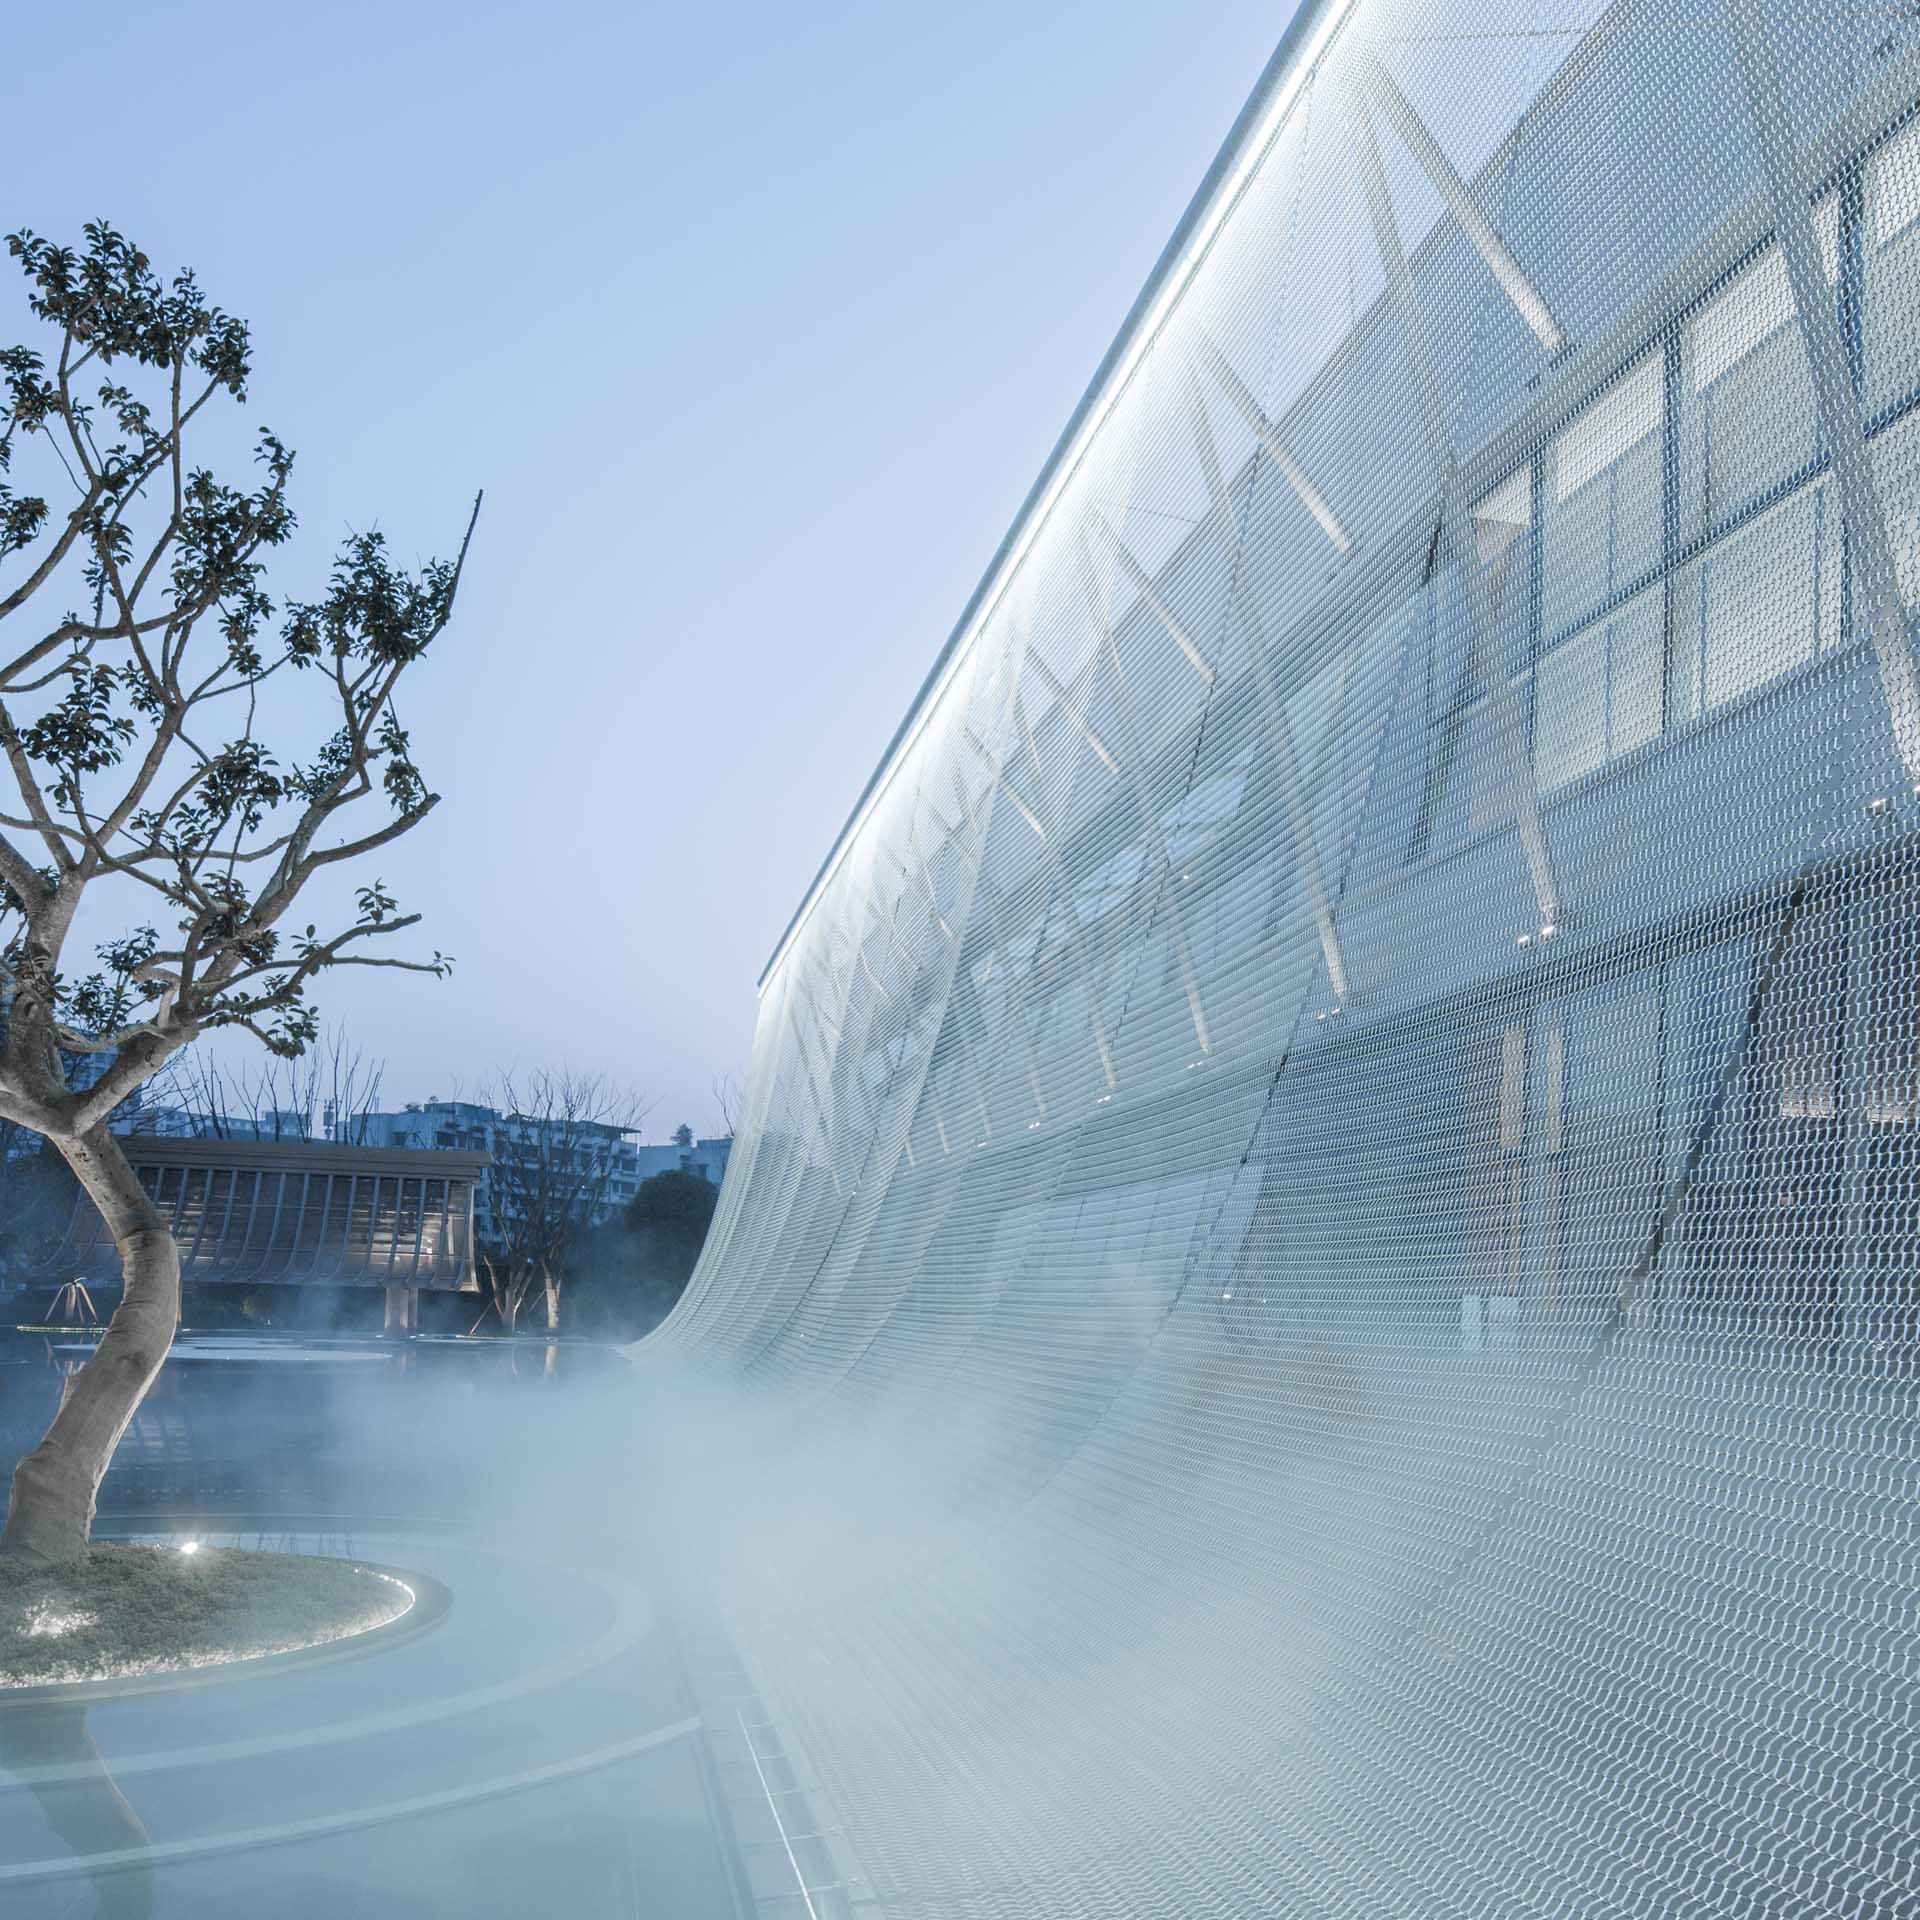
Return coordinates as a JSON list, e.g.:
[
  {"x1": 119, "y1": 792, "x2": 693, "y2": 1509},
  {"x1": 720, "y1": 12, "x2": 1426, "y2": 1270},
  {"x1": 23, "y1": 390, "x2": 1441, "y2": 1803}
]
[
  {"x1": 110, "y1": 1092, "x2": 729, "y2": 1250},
  {"x1": 117, "y1": 1103, "x2": 313, "y2": 1142},
  {"x1": 630, "y1": 1133, "x2": 733, "y2": 1189},
  {"x1": 353, "y1": 1100, "x2": 730, "y2": 1244},
  {"x1": 350, "y1": 1101, "x2": 608, "y2": 1246}
]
